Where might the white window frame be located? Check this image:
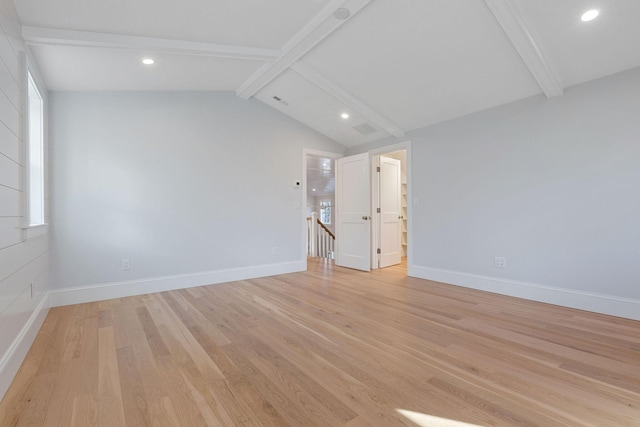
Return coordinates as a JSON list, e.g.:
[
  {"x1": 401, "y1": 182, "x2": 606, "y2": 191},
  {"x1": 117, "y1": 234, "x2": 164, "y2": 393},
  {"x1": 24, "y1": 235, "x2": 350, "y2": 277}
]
[
  {"x1": 22, "y1": 54, "x2": 48, "y2": 239},
  {"x1": 319, "y1": 199, "x2": 332, "y2": 225}
]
